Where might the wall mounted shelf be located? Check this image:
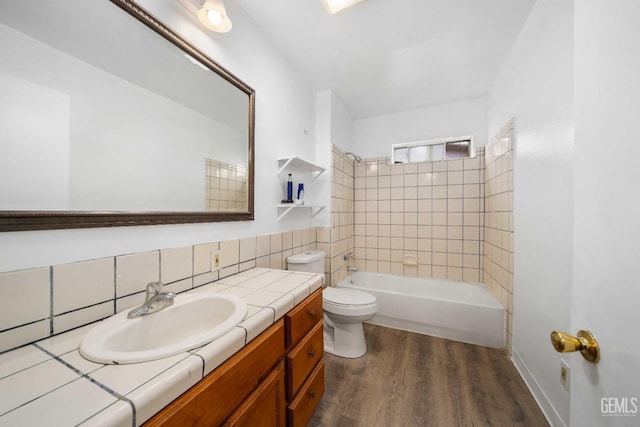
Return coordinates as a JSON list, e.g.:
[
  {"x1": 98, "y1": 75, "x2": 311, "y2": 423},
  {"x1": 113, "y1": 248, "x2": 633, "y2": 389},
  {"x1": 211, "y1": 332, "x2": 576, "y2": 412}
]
[
  {"x1": 277, "y1": 204, "x2": 325, "y2": 222},
  {"x1": 277, "y1": 157, "x2": 325, "y2": 181},
  {"x1": 277, "y1": 157, "x2": 325, "y2": 221}
]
